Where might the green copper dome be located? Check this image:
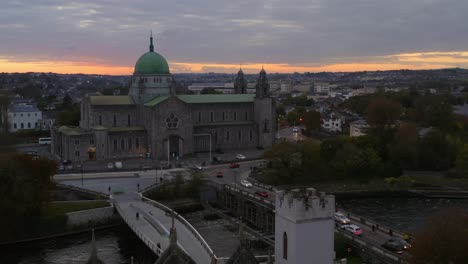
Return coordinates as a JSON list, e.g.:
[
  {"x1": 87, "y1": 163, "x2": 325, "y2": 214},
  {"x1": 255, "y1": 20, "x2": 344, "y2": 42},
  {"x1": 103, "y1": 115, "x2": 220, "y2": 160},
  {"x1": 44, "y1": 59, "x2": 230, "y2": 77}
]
[
  {"x1": 134, "y1": 34, "x2": 170, "y2": 74},
  {"x1": 134, "y1": 51, "x2": 170, "y2": 74}
]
